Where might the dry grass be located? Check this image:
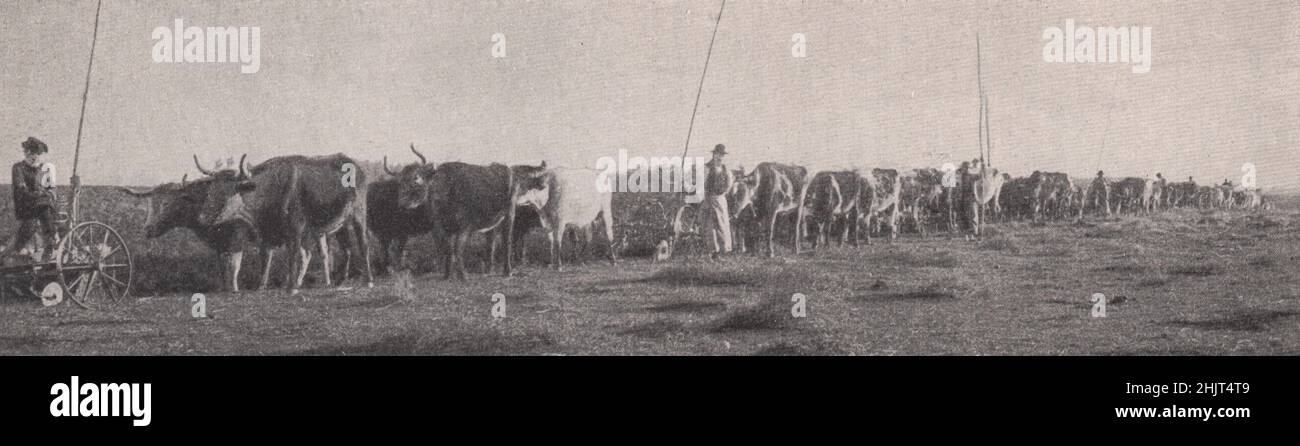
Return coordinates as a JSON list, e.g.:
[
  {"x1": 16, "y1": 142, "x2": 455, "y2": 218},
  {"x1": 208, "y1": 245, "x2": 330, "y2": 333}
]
[{"x1": 1, "y1": 188, "x2": 1298, "y2": 355}]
